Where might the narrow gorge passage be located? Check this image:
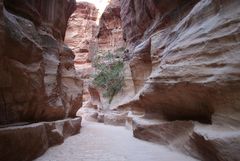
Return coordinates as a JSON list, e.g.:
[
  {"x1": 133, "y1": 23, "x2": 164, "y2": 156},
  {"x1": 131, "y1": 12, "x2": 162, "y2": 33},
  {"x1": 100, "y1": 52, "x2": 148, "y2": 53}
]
[
  {"x1": 35, "y1": 120, "x2": 198, "y2": 161},
  {"x1": 35, "y1": 1, "x2": 198, "y2": 160},
  {"x1": 1, "y1": 0, "x2": 240, "y2": 161}
]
